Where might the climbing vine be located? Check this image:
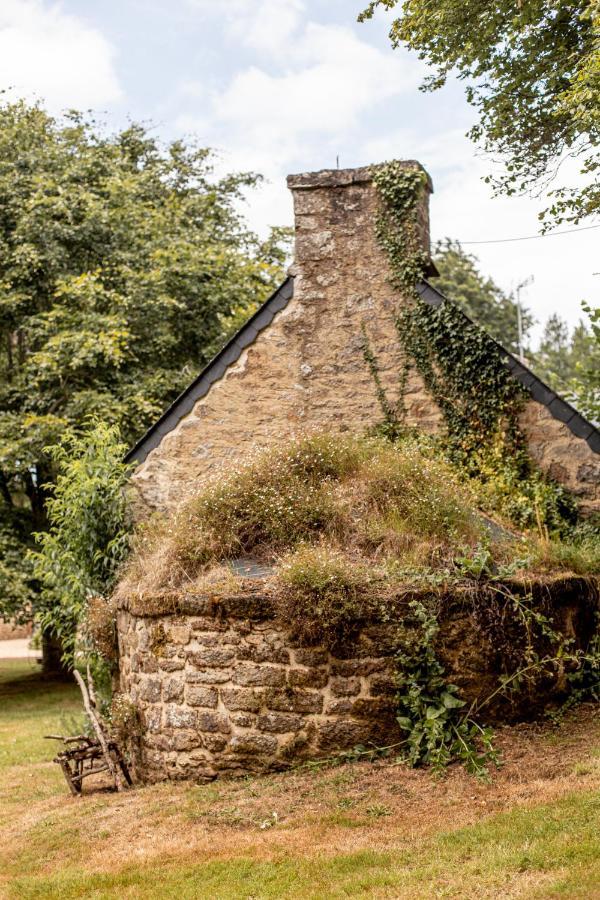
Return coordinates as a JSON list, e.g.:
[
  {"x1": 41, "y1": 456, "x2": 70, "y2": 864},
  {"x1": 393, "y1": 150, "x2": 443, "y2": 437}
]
[
  {"x1": 370, "y1": 160, "x2": 578, "y2": 533},
  {"x1": 360, "y1": 162, "x2": 597, "y2": 775}
]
